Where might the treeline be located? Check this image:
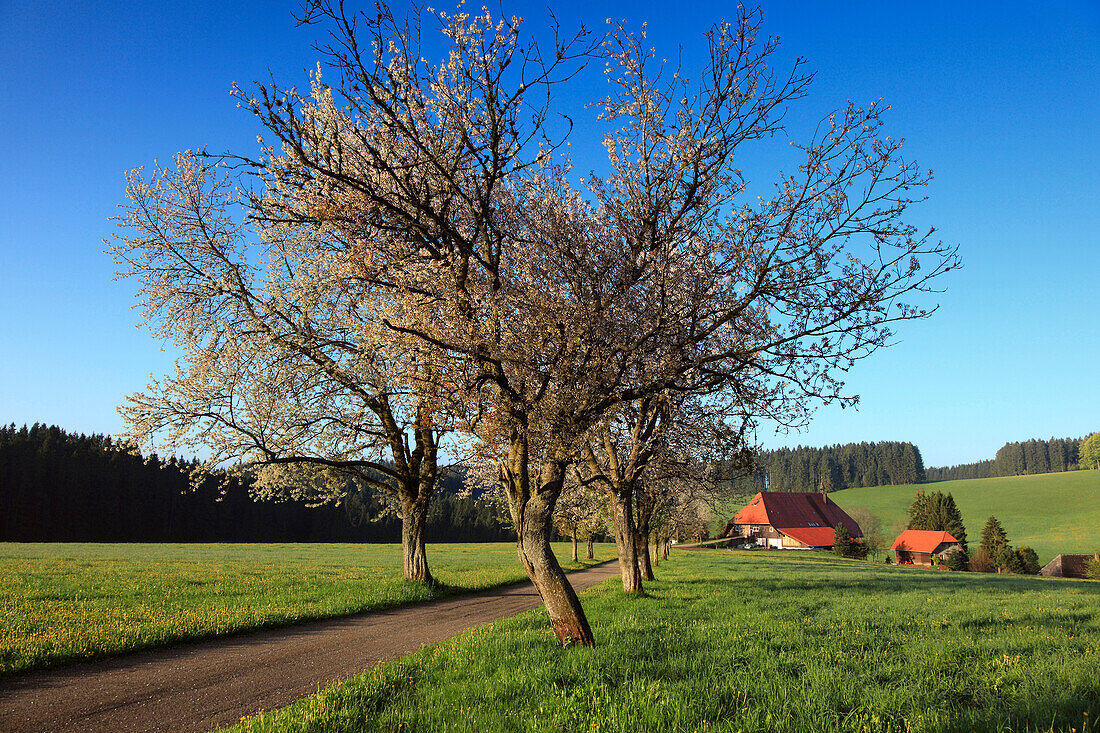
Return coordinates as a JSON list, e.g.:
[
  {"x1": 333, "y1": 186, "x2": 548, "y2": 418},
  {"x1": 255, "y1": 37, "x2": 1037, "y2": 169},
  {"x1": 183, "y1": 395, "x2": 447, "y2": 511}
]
[
  {"x1": 724, "y1": 441, "x2": 926, "y2": 493},
  {"x1": 0, "y1": 423, "x2": 511, "y2": 543},
  {"x1": 926, "y1": 436, "x2": 1086, "y2": 482}
]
